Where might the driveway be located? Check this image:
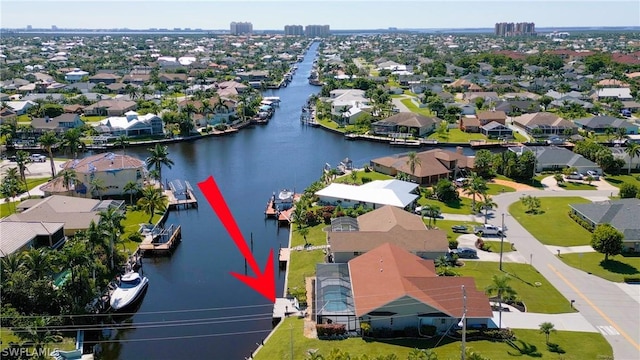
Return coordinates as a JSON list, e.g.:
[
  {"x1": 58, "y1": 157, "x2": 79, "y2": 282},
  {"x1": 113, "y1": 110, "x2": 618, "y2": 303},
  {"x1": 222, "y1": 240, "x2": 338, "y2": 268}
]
[
  {"x1": 540, "y1": 175, "x2": 620, "y2": 193},
  {"x1": 391, "y1": 95, "x2": 412, "y2": 113},
  {"x1": 486, "y1": 190, "x2": 640, "y2": 359},
  {"x1": 490, "y1": 312, "x2": 598, "y2": 332},
  {"x1": 455, "y1": 234, "x2": 528, "y2": 263}
]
